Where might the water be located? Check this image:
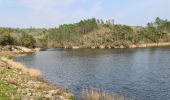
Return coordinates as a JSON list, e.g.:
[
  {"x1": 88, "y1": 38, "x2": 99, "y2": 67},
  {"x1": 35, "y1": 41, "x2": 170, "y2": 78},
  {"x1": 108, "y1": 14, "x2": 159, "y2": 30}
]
[{"x1": 14, "y1": 47, "x2": 170, "y2": 100}]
